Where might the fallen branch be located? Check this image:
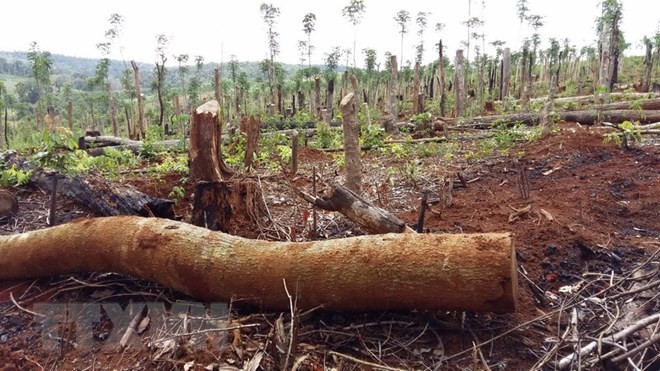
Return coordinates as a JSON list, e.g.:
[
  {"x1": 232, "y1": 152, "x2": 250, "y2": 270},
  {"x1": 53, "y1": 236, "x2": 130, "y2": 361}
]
[
  {"x1": 289, "y1": 182, "x2": 414, "y2": 234},
  {"x1": 556, "y1": 312, "x2": 660, "y2": 369},
  {"x1": 0, "y1": 216, "x2": 518, "y2": 313}
]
